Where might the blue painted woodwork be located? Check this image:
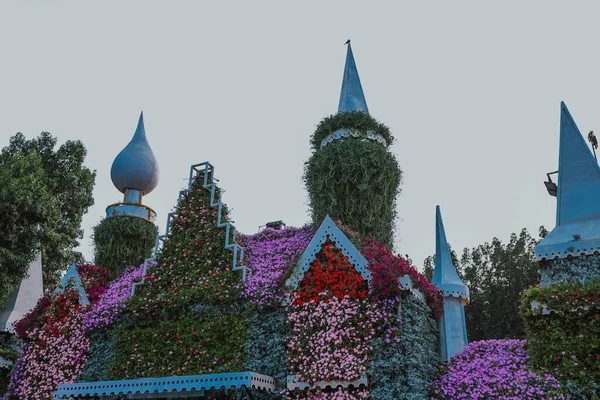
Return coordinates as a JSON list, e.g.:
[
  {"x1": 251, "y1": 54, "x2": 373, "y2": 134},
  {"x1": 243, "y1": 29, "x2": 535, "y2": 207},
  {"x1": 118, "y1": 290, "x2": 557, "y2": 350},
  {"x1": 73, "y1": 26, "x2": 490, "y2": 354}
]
[
  {"x1": 338, "y1": 41, "x2": 369, "y2": 114},
  {"x1": 110, "y1": 112, "x2": 160, "y2": 196},
  {"x1": 131, "y1": 162, "x2": 250, "y2": 297},
  {"x1": 283, "y1": 215, "x2": 370, "y2": 303},
  {"x1": 55, "y1": 264, "x2": 89, "y2": 305},
  {"x1": 431, "y1": 206, "x2": 468, "y2": 361},
  {"x1": 431, "y1": 206, "x2": 469, "y2": 300},
  {"x1": 536, "y1": 102, "x2": 600, "y2": 260},
  {"x1": 105, "y1": 202, "x2": 157, "y2": 222},
  {"x1": 54, "y1": 372, "x2": 276, "y2": 399}
]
